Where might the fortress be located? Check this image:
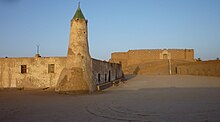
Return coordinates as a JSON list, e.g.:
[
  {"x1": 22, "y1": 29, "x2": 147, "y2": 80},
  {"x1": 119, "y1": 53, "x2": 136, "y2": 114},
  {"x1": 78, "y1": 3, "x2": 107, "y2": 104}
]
[
  {"x1": 110, "y1": 49, "x2": 220, "y2": 77},
  {"x1": 110, "y1": 49, "x2": 194, "y2": 75},
  {"x1": 110, "y1": 49, "x2": 194, "y2": 66},
  {"x1": 0, "y1": 5, "x2": 123, "y2": 93},
  {"x1": 0, "y1": 4, "x2": 220, "y2": 92}
]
